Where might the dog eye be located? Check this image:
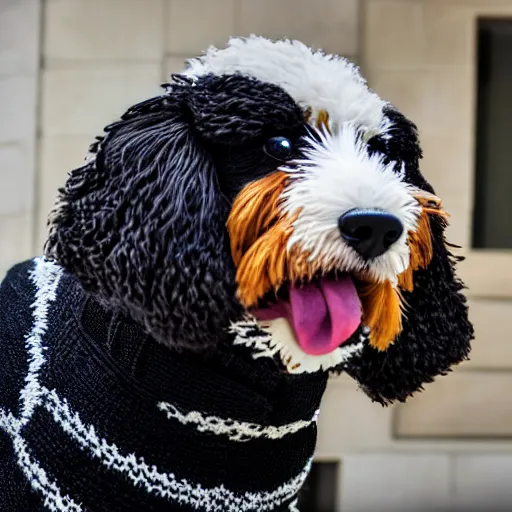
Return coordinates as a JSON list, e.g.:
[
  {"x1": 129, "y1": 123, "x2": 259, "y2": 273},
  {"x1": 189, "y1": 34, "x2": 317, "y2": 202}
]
[{"x1": 264, "y1": 136, "x2": 293, "y2": 160}]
